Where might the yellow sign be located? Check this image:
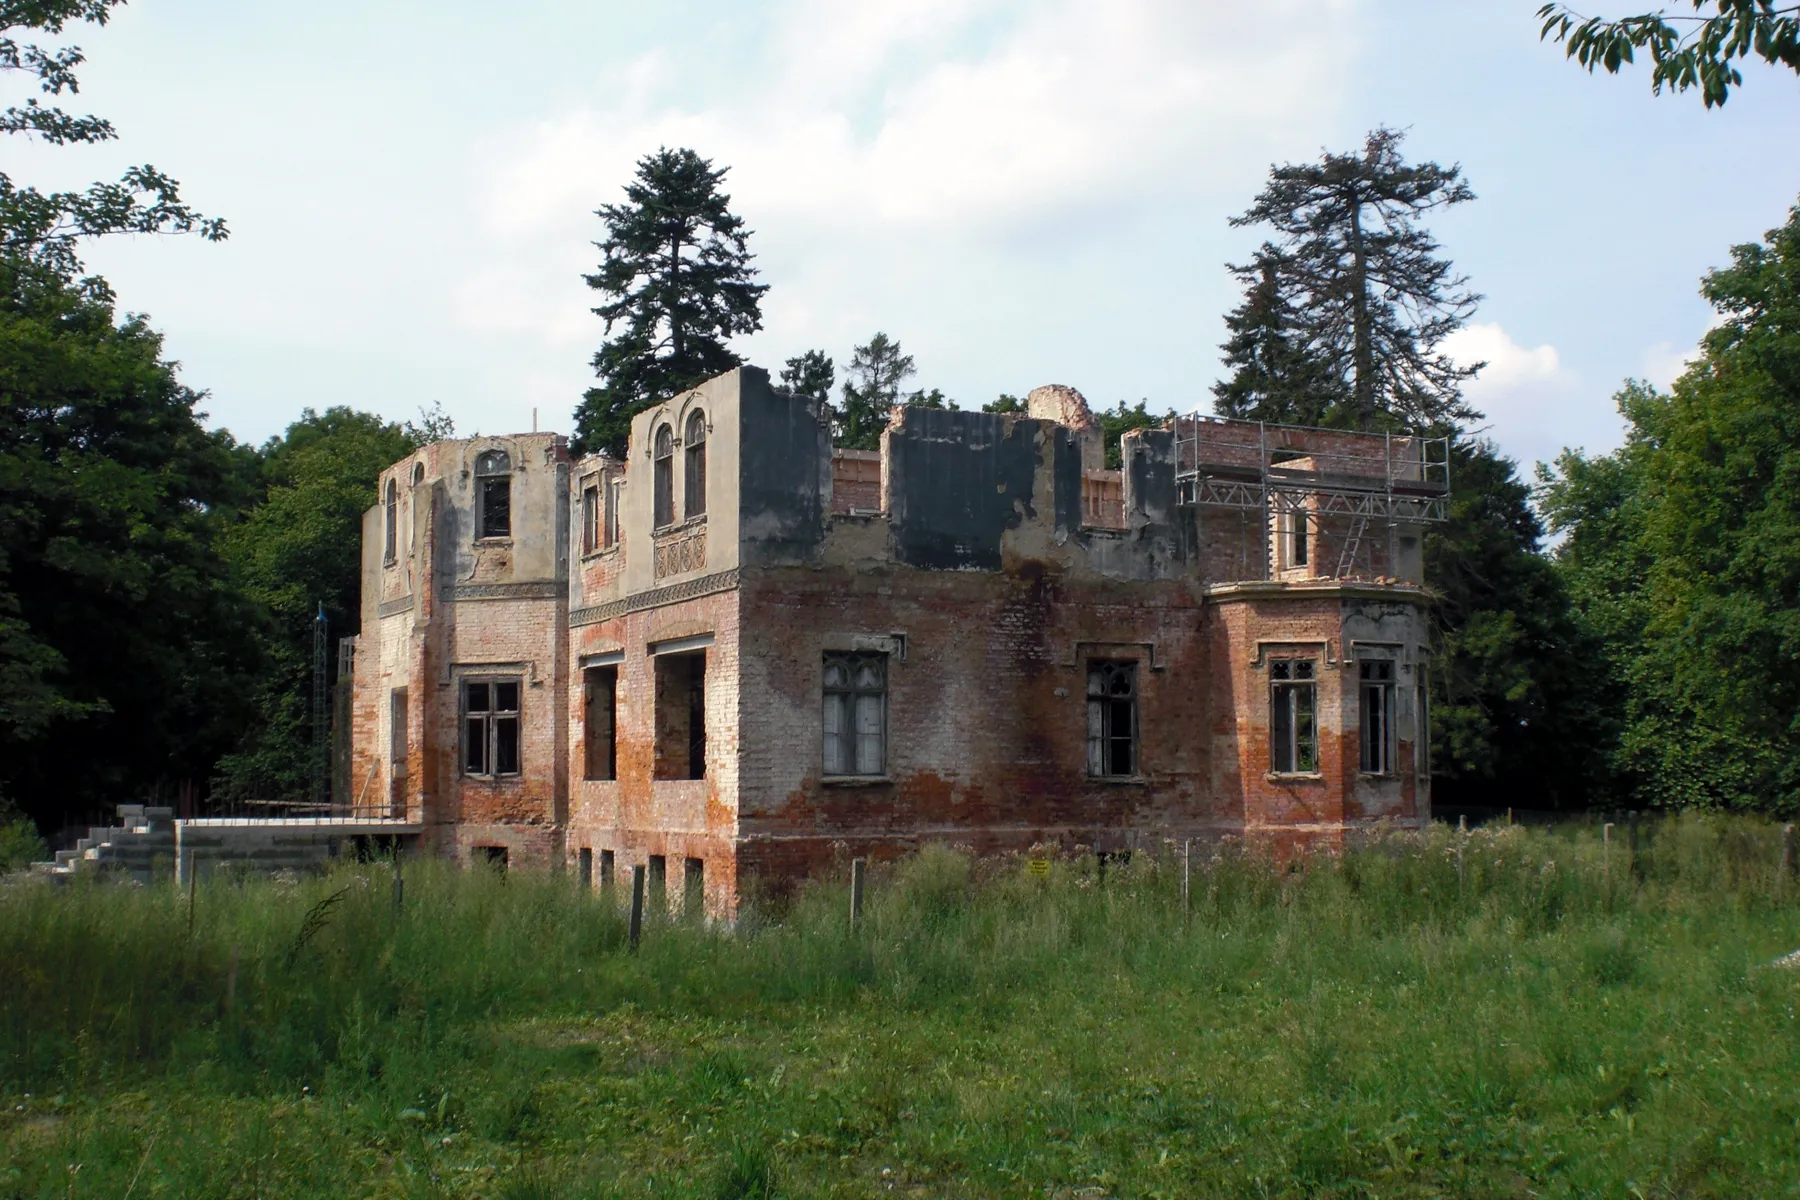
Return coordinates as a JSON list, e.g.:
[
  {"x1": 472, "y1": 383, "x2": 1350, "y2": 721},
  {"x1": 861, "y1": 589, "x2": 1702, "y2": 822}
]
[{"x1": 1026, "y1": 858, "x2": 1050, "y2": 878}]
